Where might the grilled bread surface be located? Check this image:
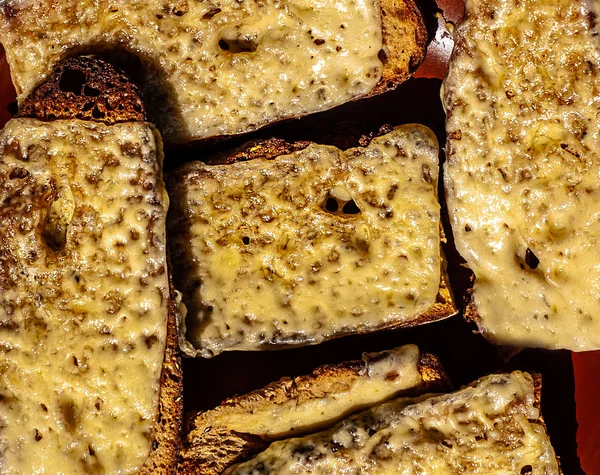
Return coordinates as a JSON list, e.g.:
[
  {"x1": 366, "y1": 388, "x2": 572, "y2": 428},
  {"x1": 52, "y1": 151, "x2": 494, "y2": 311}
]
[
  {"x1": 167, "y1": 125, "x2": 456, "y2": 357},
  {"x1": 179, "y1": 345, "x2": 448, "y2": 474},
  {"x1": 226, "y1": 372, "x2": 560, "y2": 474},
  {"x1": 444, "y1": 0, "x2": 600, "y2": 350},
  {"x1": 0, "y1": 0, "x2": 426, "y2": 143}
]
